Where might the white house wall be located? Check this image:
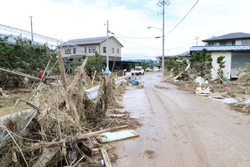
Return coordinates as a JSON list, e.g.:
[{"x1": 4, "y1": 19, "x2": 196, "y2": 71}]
[
  {"x1": 100, "y1": 39, "x2": 122, "y2": 58},
  {"x1": 211, "y1": 52, "x2": 232, "y2": 80},
  {"x1": 60, "y1": 38, "x2": 122, "y2": 58}
]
